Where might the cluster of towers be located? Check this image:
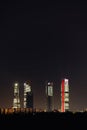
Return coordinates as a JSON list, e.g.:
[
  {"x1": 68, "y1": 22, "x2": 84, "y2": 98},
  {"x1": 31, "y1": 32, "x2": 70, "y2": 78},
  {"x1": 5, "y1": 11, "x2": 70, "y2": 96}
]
[
  {"x1": 13, "y1": 78, "x2": 69, "y2": 112},
  {"x1": 13, "y1": 82, "x2": 33, "y2": 109}
]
